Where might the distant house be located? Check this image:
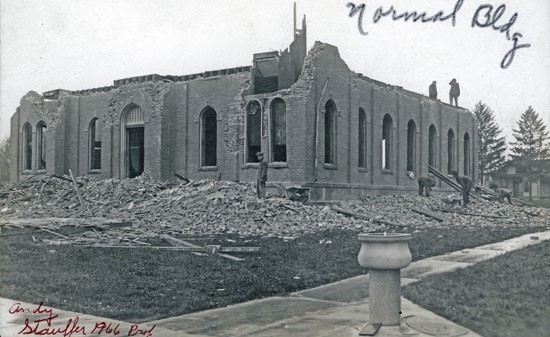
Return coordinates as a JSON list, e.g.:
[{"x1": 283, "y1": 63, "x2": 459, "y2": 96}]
[
  {"x1": 8, "y1": 13, "x2": 477, "y2": 200},
  {"x1": 490, "y1": 159, "x2": 550, "y2": 200}
]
